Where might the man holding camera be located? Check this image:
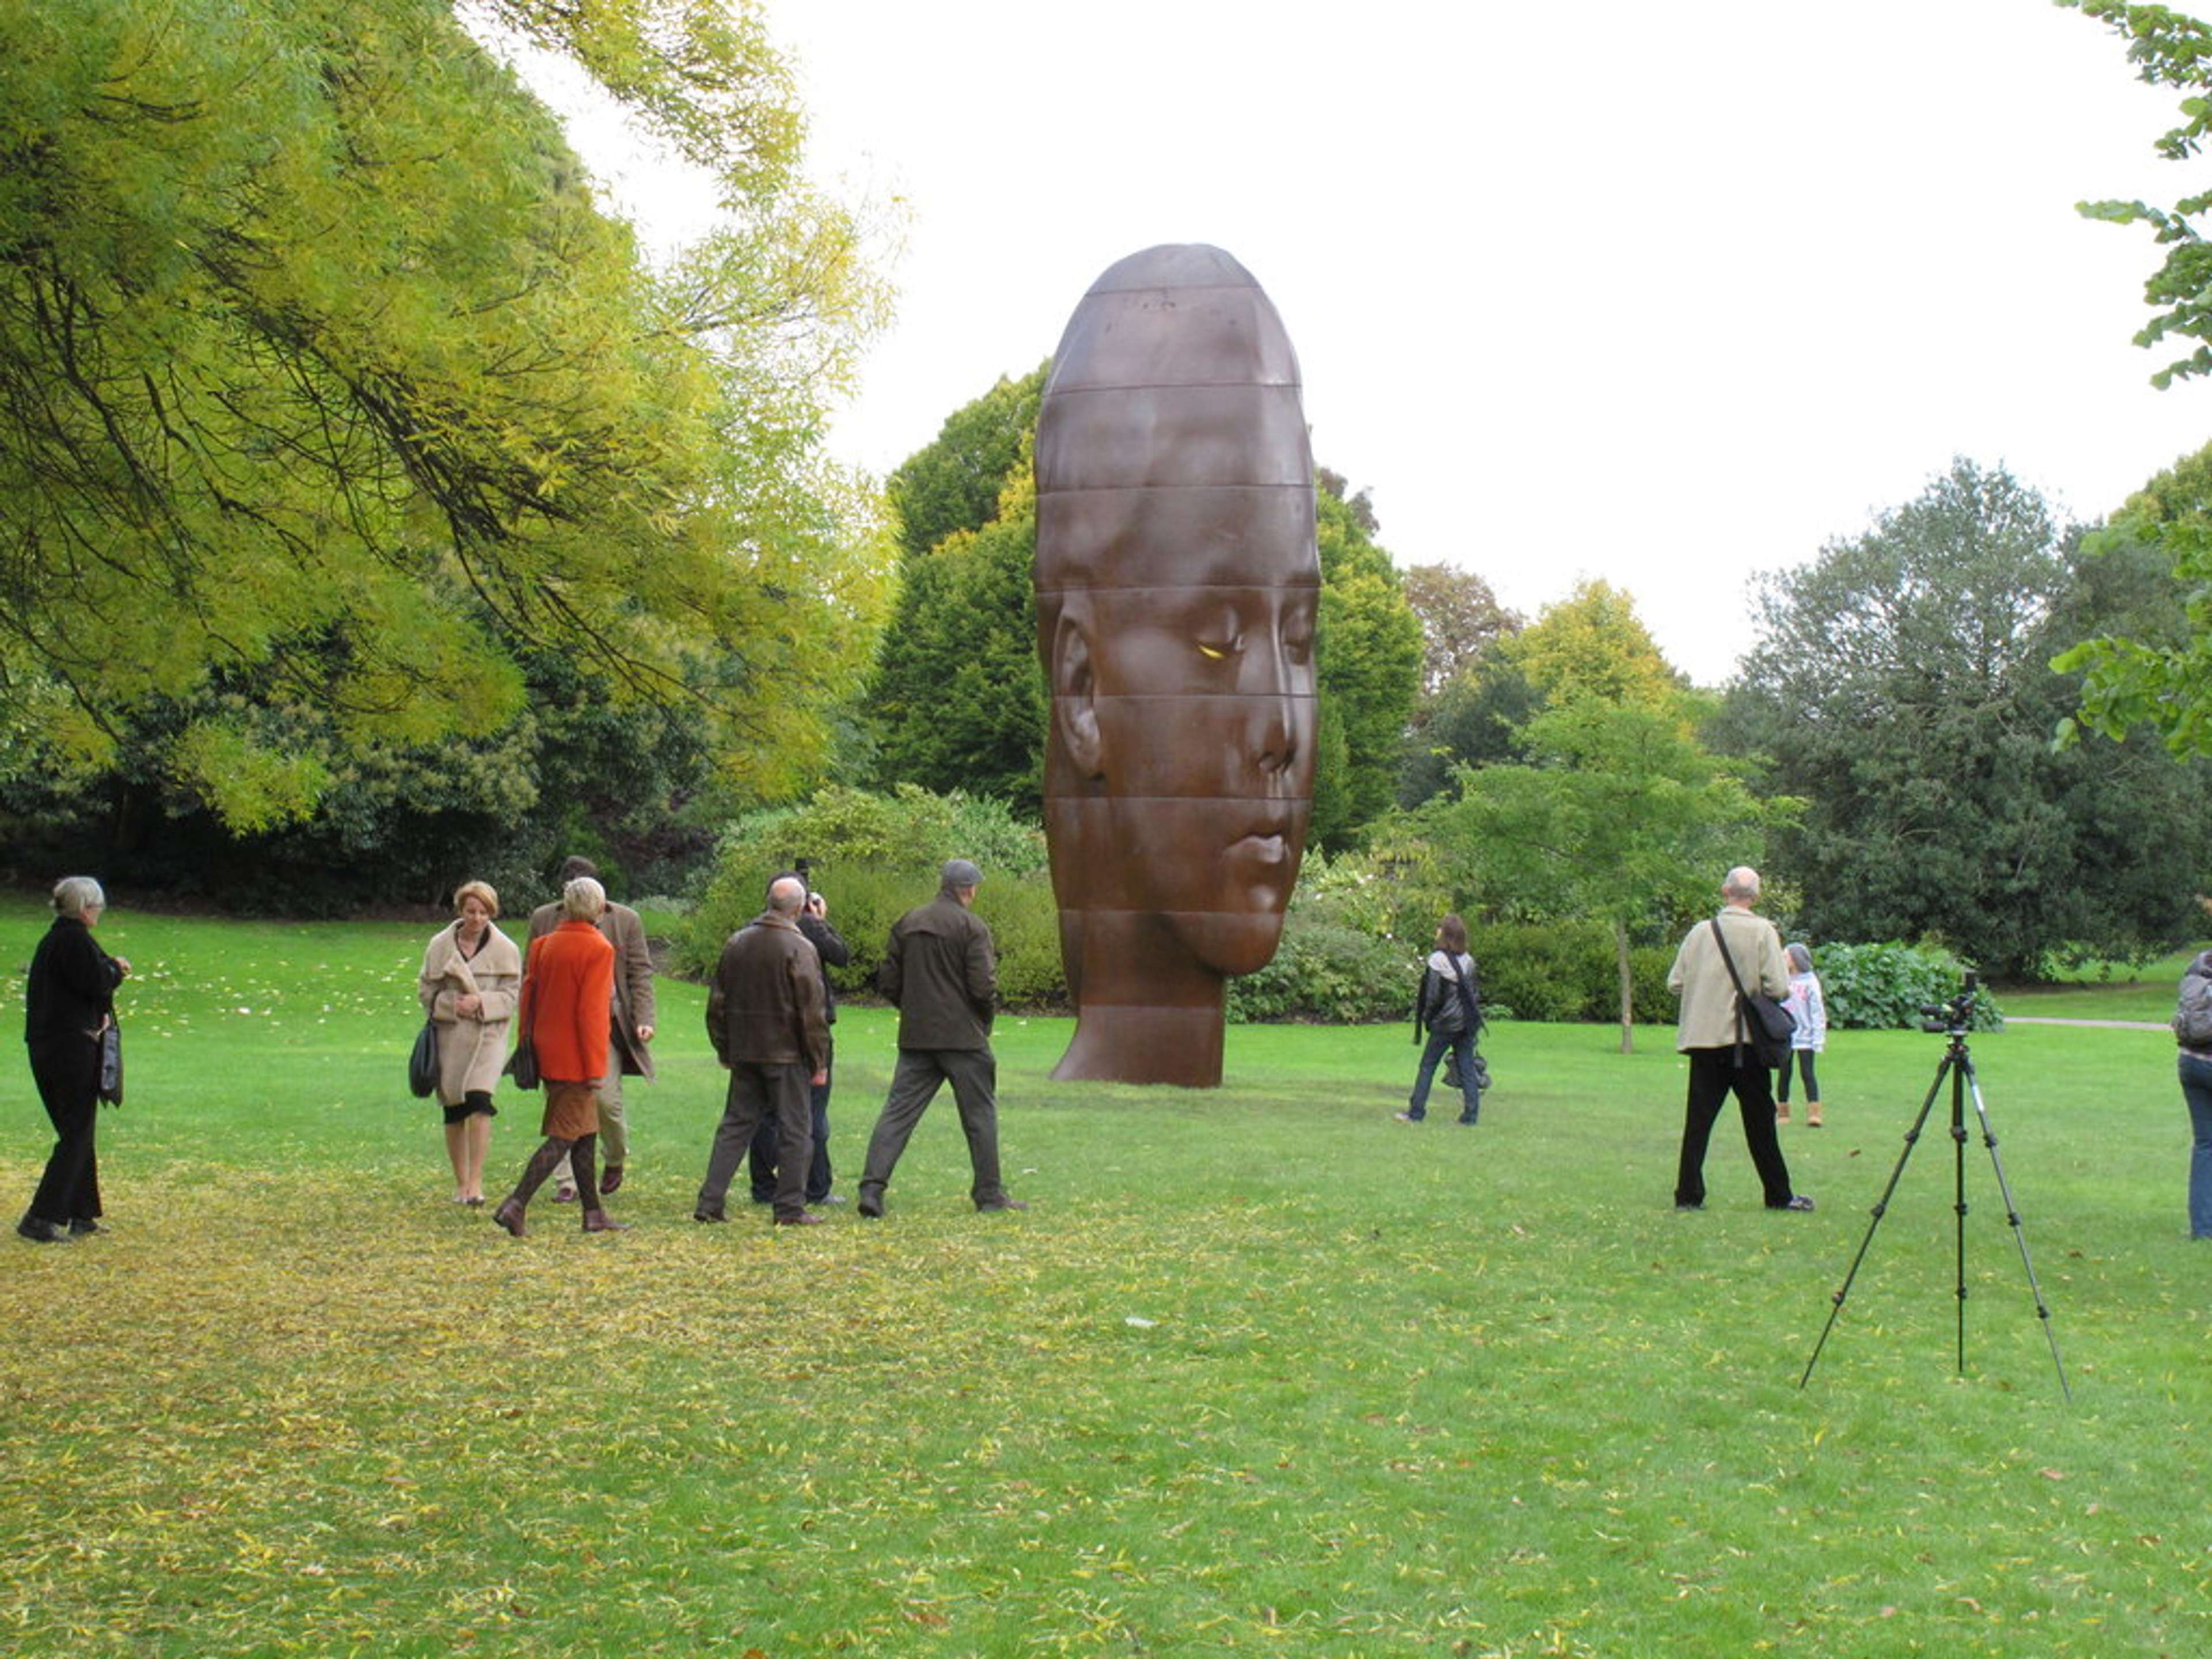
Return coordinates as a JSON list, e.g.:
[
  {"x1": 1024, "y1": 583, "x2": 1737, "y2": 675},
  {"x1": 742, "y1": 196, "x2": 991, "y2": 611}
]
[
  {"x1": 1668, "y1": 866, "x2": 1813, "y2": 1213},
  {"x1": 746, "y1": 872, "x2": 850, "y2": 1207}
]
